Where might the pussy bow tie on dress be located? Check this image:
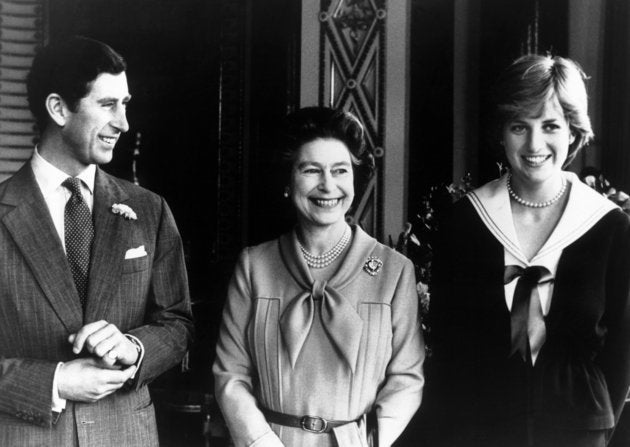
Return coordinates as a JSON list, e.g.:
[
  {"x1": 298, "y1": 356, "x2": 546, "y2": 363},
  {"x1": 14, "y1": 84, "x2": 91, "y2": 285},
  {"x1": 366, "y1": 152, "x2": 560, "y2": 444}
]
[
  {"x1": 280, "y1": 279, "x2": 363, "y2": 372},
  {"x1": 278, "y1": 230, "x2": 376, "y2": 373}
]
